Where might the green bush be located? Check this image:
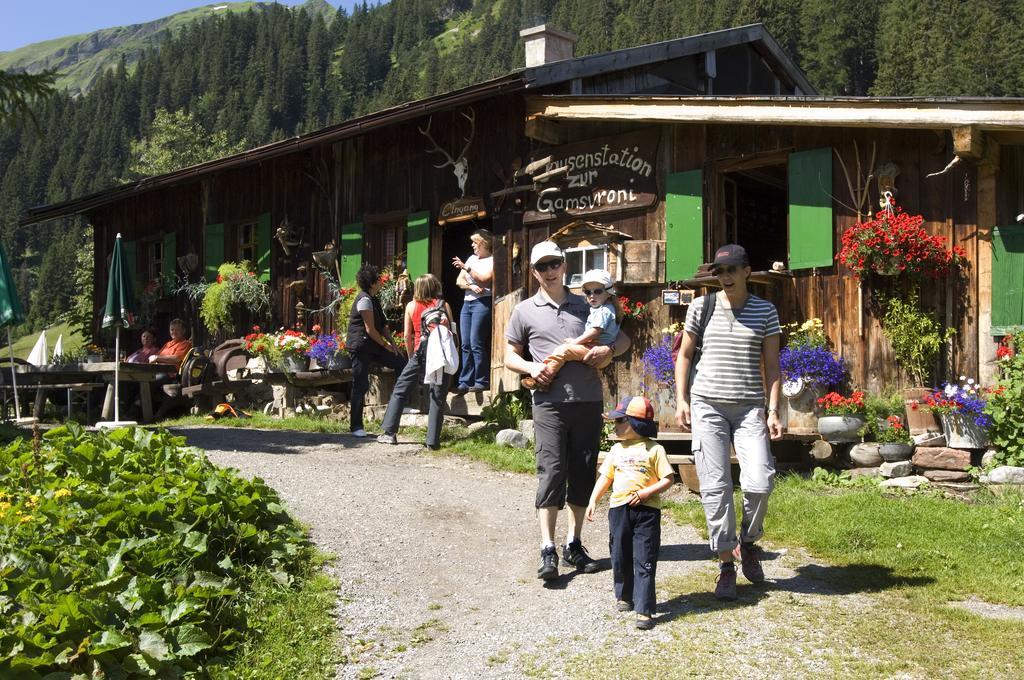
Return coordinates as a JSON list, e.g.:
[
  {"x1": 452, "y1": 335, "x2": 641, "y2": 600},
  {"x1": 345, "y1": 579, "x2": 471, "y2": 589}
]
[
  {"x1": 480, "y1": 389, "x2": 530, "y2": 430},
  {"x1": 985, "y1": 330, "x2": 1024, "y2": 467},
  {"x1": 0, "y1": 424, "x2": 310, "y2": 678}
]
